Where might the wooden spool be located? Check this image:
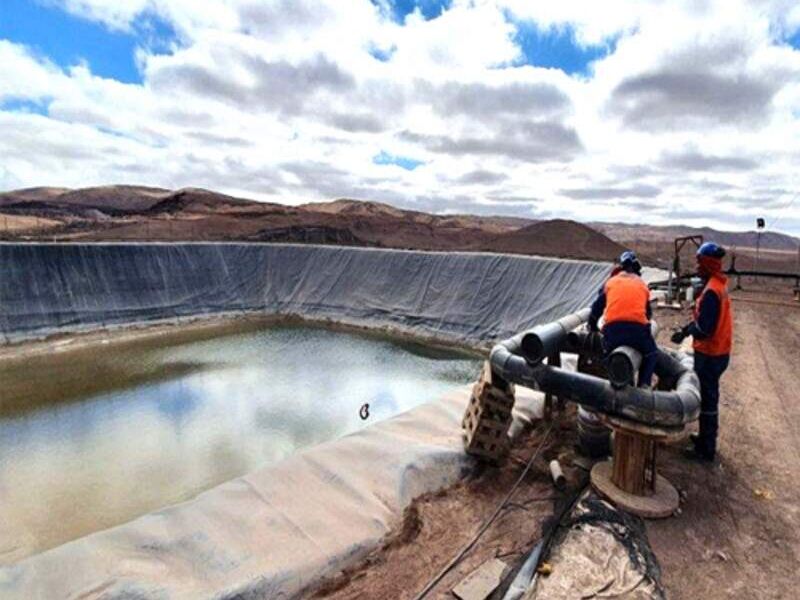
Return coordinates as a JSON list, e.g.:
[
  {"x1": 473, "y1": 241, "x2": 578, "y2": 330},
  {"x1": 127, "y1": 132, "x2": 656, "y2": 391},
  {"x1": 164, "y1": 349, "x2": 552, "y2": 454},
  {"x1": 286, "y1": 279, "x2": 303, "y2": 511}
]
[
  {"x1": 590, "y1": 414, "x2": 685, "y2": 519},
  {"x1": 611, "y1": 430, "x2": 657, "y2": 495}
]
